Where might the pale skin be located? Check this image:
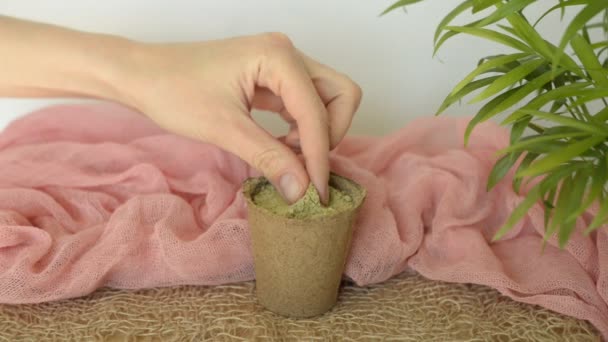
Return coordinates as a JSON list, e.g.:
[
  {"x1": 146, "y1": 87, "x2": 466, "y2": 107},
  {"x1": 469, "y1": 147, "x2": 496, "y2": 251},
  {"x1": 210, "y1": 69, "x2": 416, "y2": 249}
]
[{"x1": 0, "y1": 16, "x2": 362, "y2": 204}]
